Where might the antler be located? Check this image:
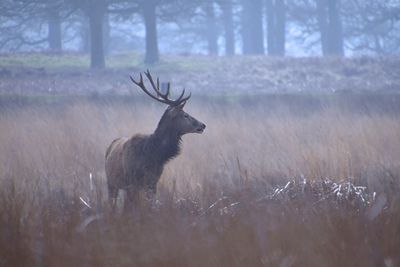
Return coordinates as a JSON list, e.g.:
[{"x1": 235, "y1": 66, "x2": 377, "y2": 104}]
[{"x1": 130, "y1": 70, "x2": 191, "y2": 106}]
